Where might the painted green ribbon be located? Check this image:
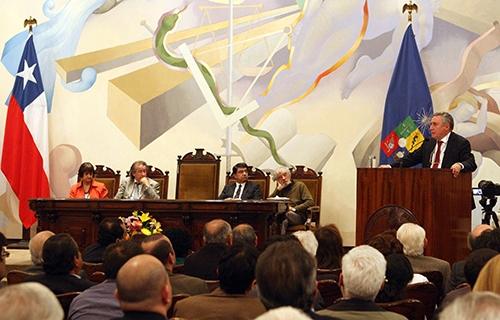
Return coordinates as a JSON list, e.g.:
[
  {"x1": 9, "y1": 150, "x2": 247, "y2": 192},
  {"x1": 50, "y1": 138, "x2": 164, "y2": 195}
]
[{"x1": 154, "y1": 9, "x2": 288, "y2": 166}]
